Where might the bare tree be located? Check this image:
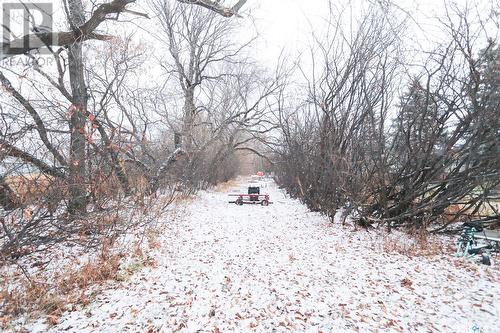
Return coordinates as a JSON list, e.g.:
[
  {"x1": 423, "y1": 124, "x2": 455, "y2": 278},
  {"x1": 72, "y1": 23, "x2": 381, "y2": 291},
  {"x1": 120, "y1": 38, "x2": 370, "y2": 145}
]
[
  {"x1": 0, "y1": 0, "x2": 248, "y2": 59},
  {"x1": 273, "y1": 1, "x2": 500, "y2": 231},
  {"x1": 1, "y1": 0, "x2": 249, "y2": 212},
  {"x1": 153, "y1": 0, "x2": 254, "y2": 151},
  {"x1": 274, "y1": 2, "x2": 403, "y2": 218},
  {"x1": 0, "y1": 0, "x2": 249, "y2": 260}
]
